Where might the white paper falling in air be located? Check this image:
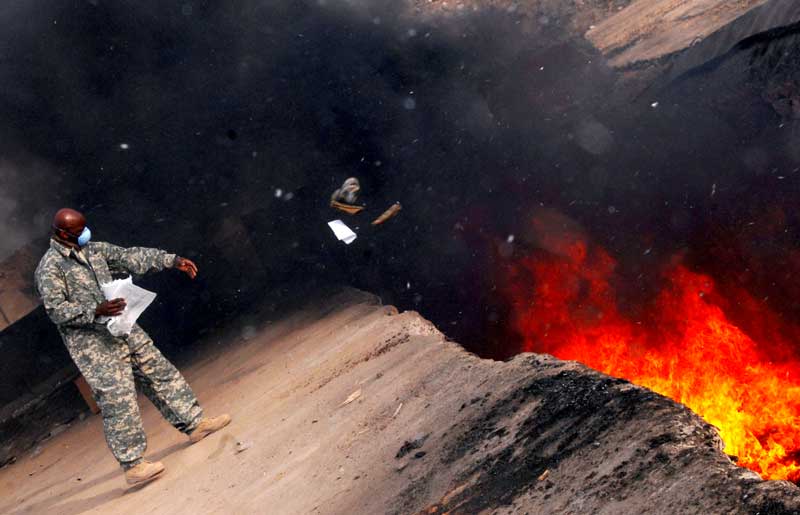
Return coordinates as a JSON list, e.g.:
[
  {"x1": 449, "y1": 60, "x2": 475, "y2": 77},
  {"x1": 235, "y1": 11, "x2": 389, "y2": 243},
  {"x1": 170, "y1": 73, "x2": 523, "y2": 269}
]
[{"x1": 327, "y1": 220, "x2": 358, "y2": 245}]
